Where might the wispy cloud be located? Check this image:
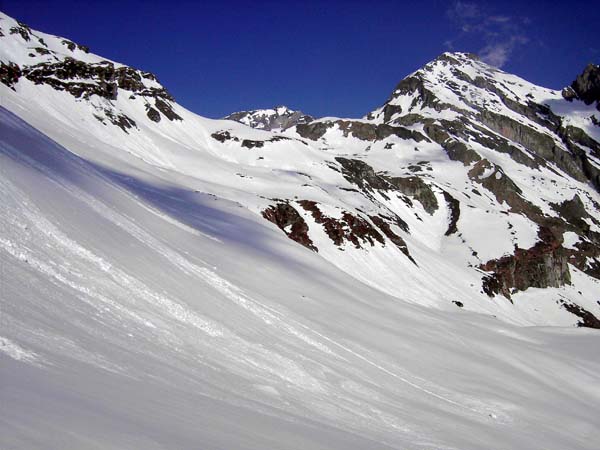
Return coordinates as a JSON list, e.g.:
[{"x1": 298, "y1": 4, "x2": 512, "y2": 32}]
[
  {"x1": 479, "y1": 36, "x2": 529, "y2": 67},
  {"x1": 445, "y1": 1, "x2": 530, "y2": 68}
]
